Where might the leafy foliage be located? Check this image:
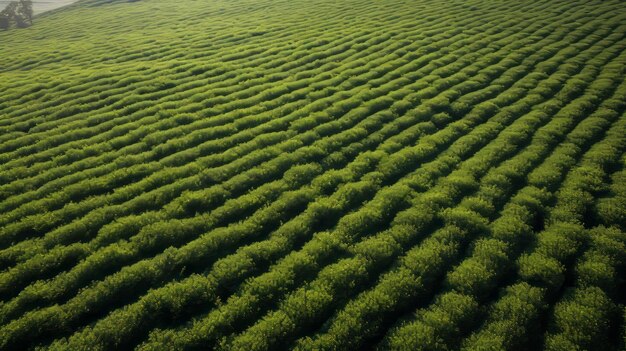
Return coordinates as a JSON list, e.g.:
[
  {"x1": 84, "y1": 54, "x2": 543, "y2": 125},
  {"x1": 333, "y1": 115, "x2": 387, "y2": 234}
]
[{"x1": 0, "y1": 0, "x2": 625, "y2": 350}]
